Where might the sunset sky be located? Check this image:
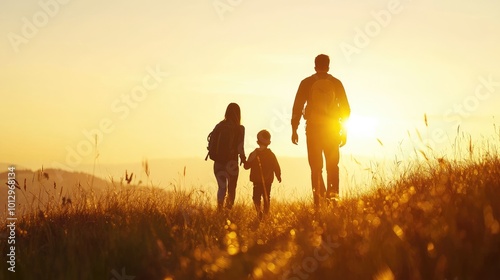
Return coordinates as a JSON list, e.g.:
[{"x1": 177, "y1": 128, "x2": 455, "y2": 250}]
[{"x1": 1, "y1": 0, "x2": 499, "y2": 172}]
